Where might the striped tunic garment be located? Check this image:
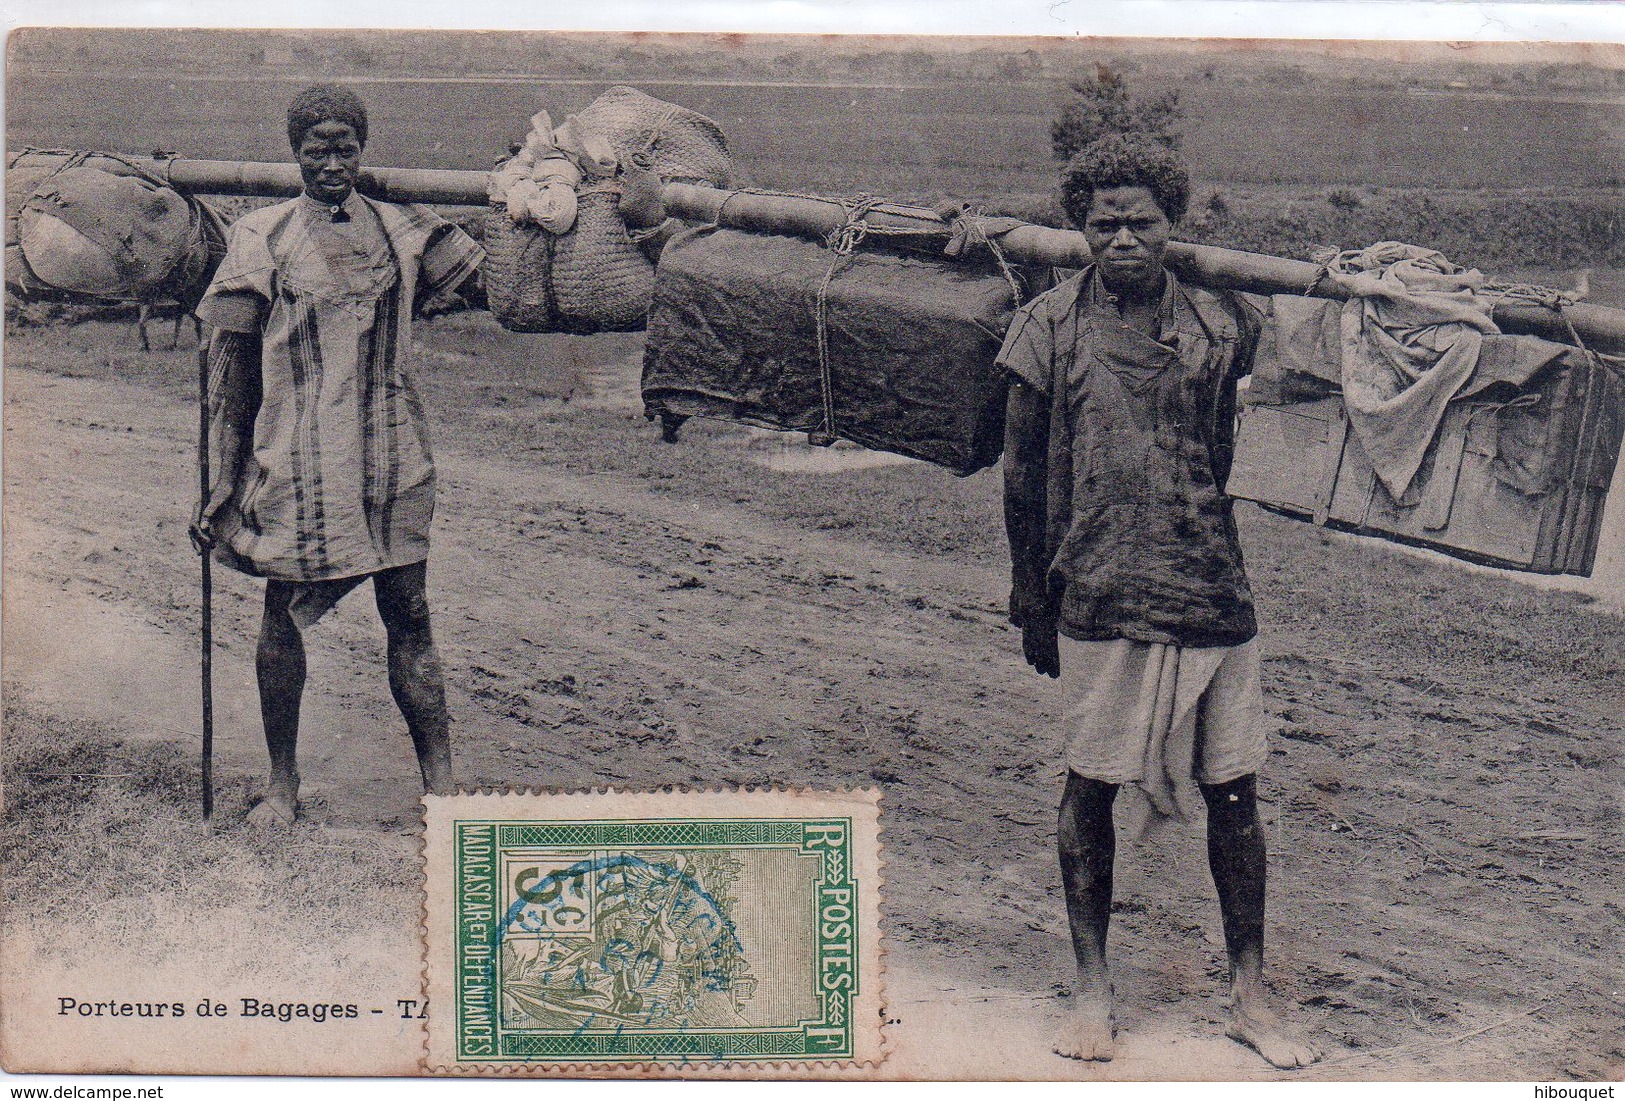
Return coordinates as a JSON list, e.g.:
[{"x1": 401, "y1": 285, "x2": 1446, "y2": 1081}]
[{"x1": 197, "y1": 192, "x2": 483, "y2": 582}]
